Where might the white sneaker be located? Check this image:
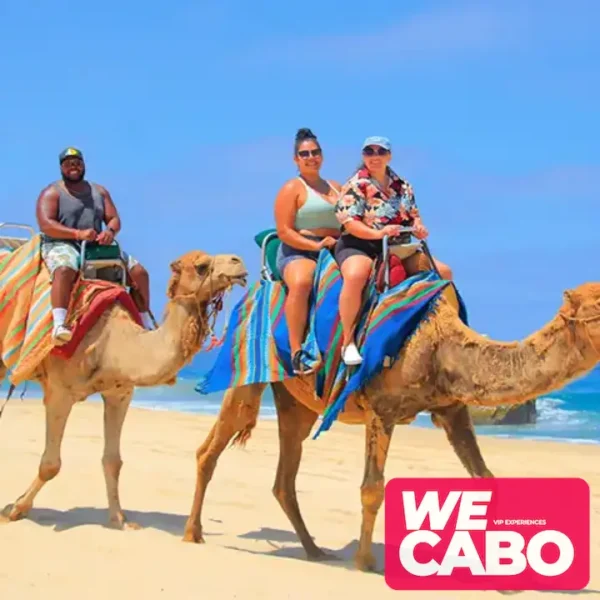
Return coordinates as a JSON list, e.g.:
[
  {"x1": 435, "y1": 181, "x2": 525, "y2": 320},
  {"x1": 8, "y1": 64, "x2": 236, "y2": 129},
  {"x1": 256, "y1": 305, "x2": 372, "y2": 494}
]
[
  {"x1": 52, "y1": 324, "x2": 73, "y2": 344},
  {"x1": 342, "y1": 342, "x2": 363, "y2": 366}
]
